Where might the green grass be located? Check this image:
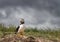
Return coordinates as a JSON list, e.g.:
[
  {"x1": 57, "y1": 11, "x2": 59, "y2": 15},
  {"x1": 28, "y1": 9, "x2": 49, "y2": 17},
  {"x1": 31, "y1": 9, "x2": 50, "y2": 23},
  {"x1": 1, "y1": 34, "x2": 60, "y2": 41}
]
[
  {"x1": 0, "y1": 24, "x2": 60, "y2": 40},
  {"x1": 25, "y1": 28, "x2": 60, "y2": 38},
  {"x1": 24, "y1": 28, "x2": 60, "y2": 41}
]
